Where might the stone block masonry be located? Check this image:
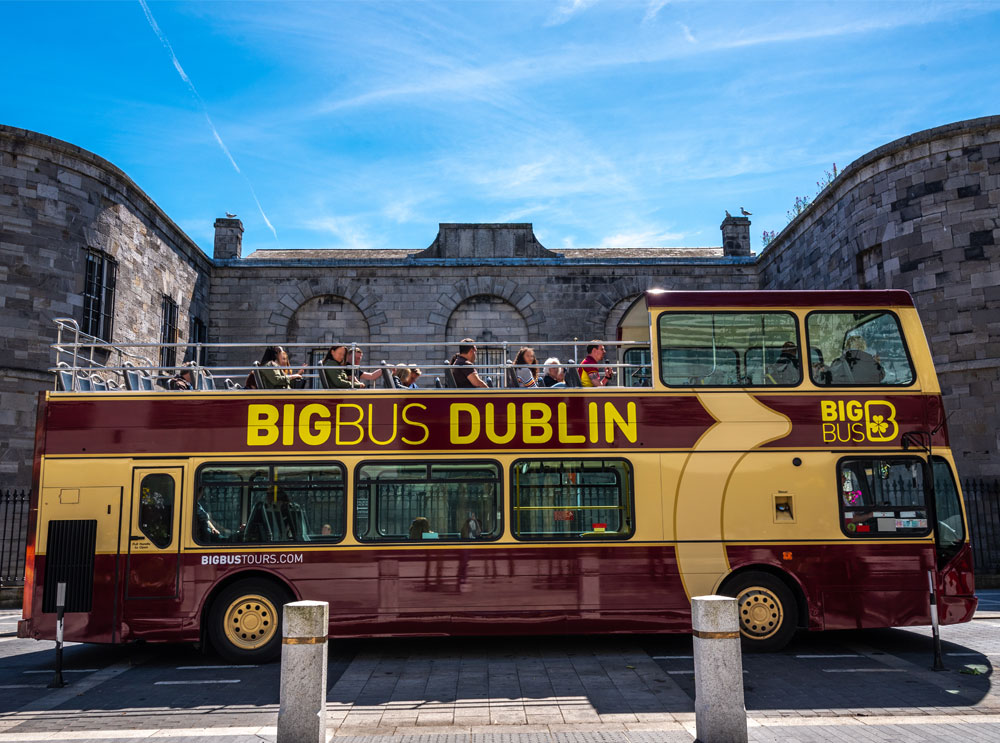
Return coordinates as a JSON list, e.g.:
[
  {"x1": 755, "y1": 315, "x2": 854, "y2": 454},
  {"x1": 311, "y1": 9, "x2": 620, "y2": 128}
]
[{"x1": 2, "y1": 116, "x2": 1000, "y2": 486}]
